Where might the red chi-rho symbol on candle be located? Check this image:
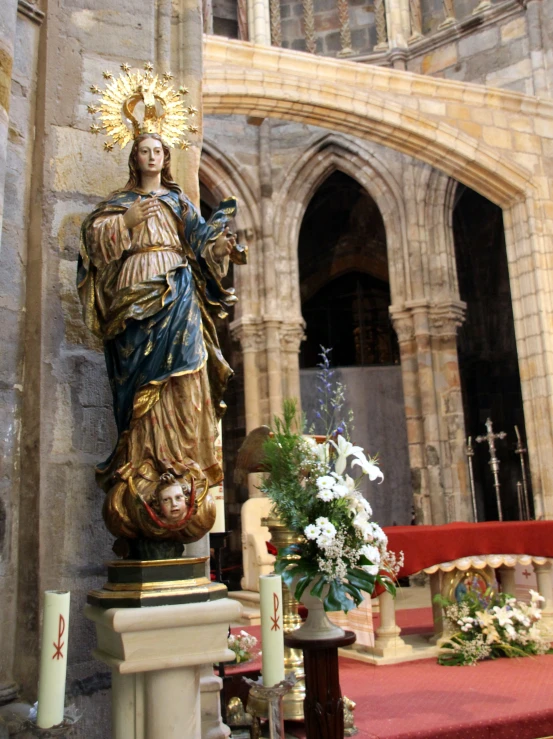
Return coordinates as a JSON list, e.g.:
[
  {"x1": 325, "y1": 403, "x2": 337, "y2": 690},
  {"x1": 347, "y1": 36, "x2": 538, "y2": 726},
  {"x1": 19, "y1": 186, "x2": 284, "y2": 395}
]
[
  {"x1": 52, "y1": 615, "x2": 65, "y2": 660},
  {"x1": 271, "y1": 593, "x2": 281, "y2": 631}
]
